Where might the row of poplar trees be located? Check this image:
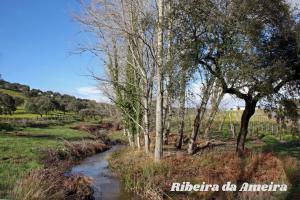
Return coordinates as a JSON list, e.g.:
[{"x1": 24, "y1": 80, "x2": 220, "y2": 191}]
[{"x1": 77, "y1": 0, "x2": 300, "y2": 160}]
